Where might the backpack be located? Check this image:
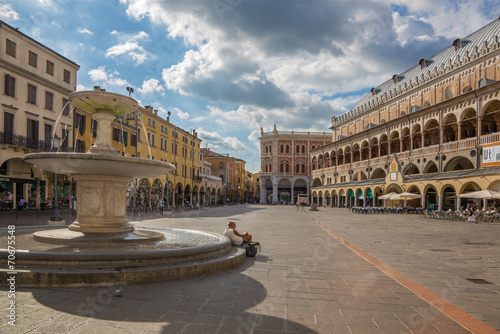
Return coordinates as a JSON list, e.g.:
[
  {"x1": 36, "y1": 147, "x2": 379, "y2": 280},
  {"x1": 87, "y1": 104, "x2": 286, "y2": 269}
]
[{"x1": 243, "y1": 241, "x2": 261, "y2": 257}]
